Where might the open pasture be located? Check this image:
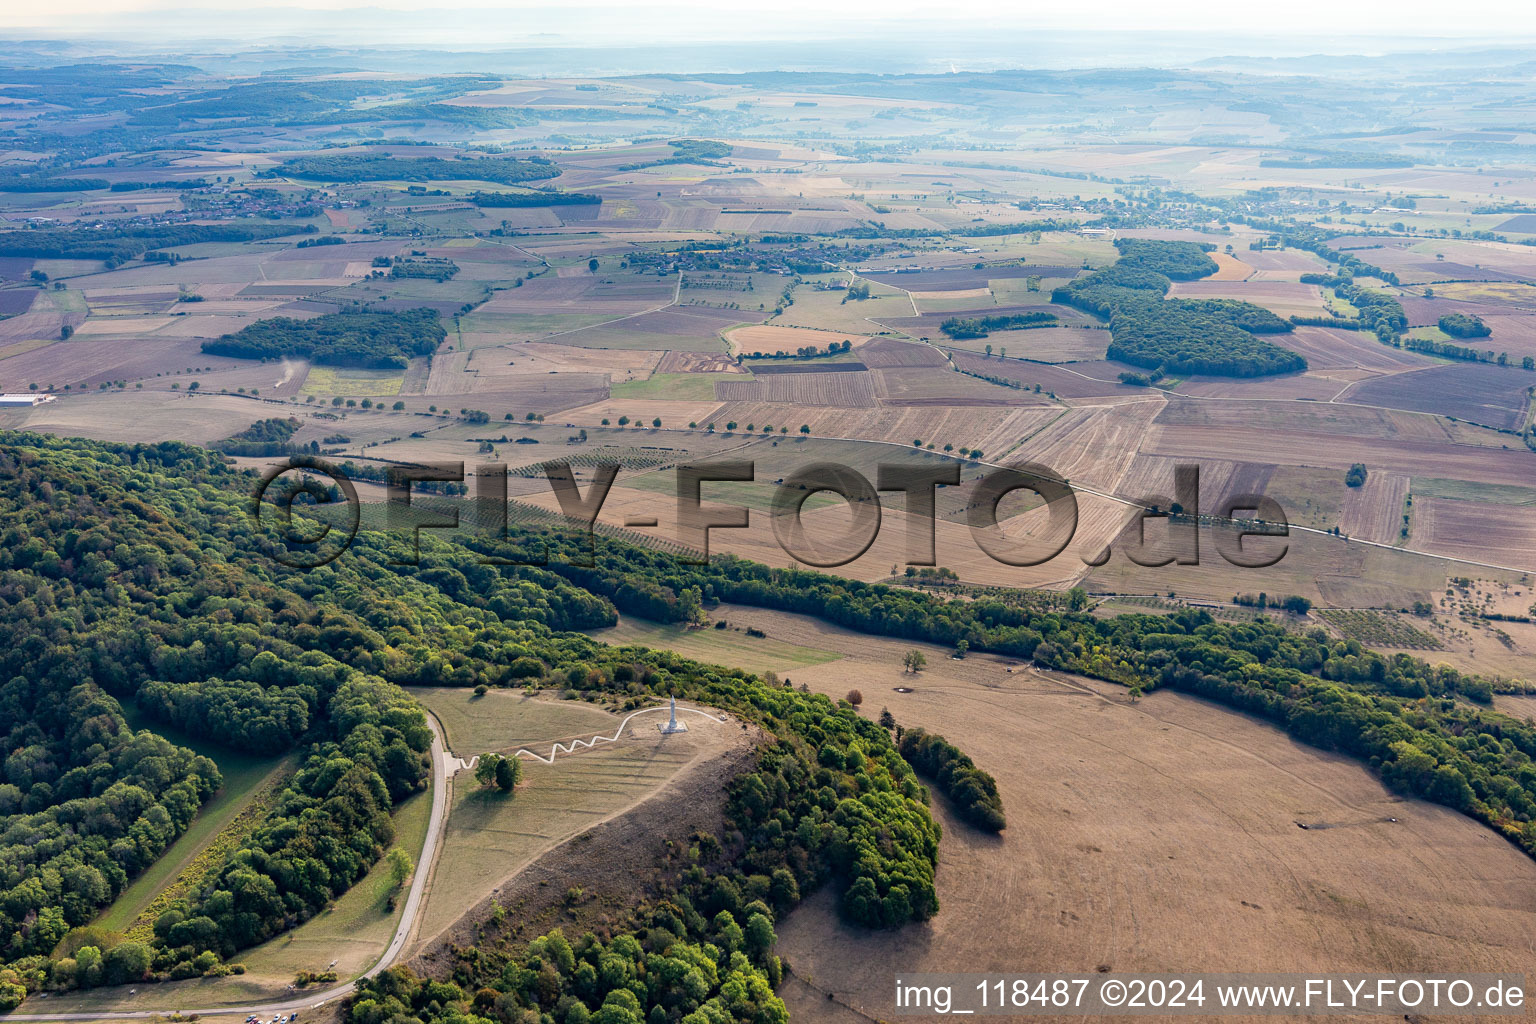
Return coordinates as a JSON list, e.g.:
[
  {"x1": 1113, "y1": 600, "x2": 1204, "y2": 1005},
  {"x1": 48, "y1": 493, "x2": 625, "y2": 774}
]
[{"x1": 410, "y1": 689, "x2": 744, "y2": 948}]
